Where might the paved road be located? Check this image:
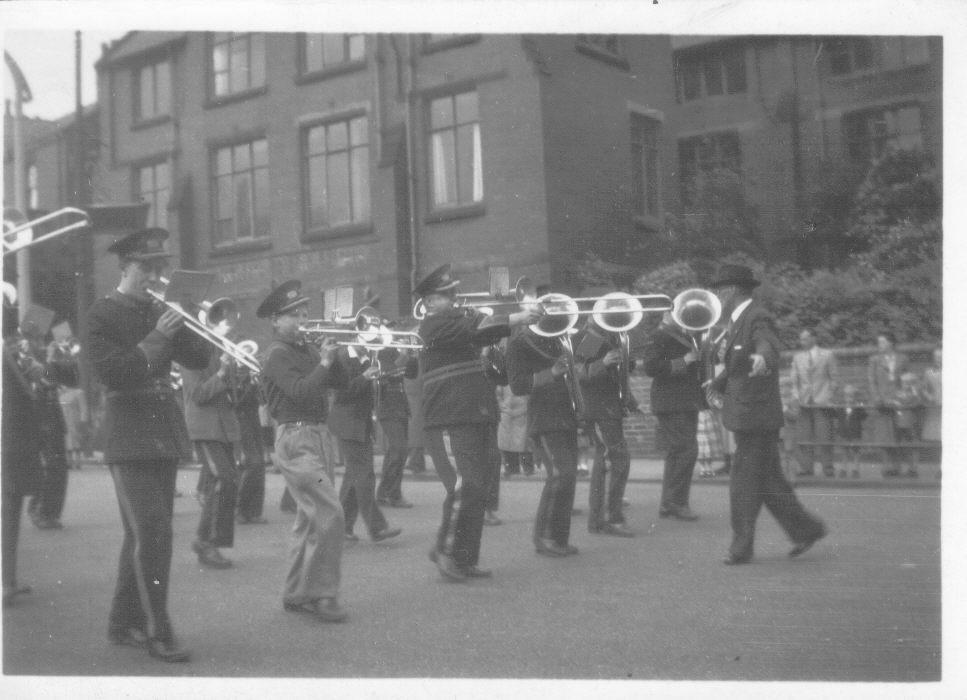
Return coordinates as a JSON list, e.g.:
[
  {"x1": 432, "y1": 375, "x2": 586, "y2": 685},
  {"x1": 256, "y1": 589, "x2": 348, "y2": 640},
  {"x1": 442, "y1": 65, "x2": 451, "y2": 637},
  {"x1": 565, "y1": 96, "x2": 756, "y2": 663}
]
[{"x1": 2, "y1": 464, "x2": 942, "y2": 690}]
